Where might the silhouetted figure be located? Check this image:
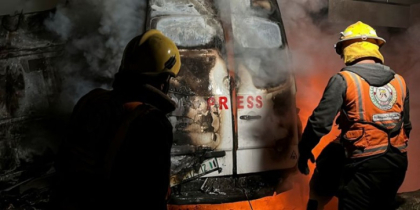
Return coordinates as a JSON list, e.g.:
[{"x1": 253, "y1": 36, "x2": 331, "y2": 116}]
[{"x1": 50, "y1": 29, "x2": 181, "y2": 210}]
